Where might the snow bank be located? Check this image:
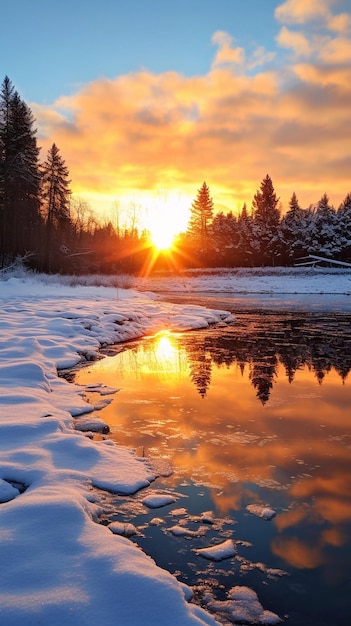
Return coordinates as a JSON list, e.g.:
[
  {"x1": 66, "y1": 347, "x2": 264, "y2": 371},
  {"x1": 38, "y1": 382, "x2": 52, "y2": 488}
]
[
  {"x1": 0, "y1": 276, "x2": 233, "y2": 626},
  {"x1": 132, "y1": 266, "x2": 351, "y2": 296}
]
